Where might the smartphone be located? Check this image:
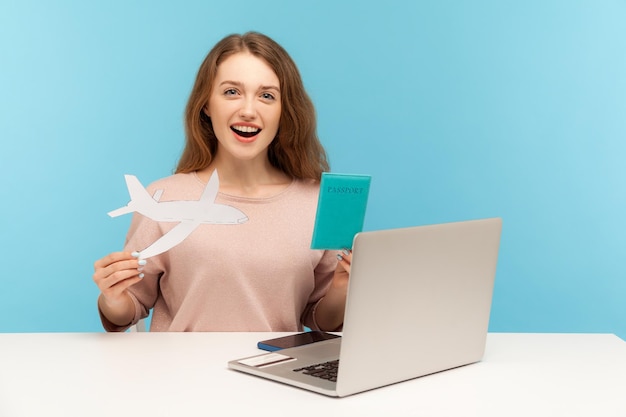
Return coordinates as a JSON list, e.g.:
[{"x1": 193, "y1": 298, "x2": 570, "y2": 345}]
[{"x1": 257, "y1": 331, "x2": 341, "y2": 352}]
